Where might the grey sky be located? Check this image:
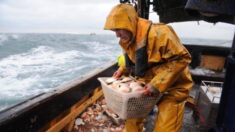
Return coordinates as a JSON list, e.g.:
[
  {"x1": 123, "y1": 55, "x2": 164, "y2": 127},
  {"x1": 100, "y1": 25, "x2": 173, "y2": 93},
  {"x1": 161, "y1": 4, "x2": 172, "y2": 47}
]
[{"x1": 0, "y1": 0, "x2": 234, "y2": 40}]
